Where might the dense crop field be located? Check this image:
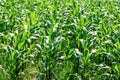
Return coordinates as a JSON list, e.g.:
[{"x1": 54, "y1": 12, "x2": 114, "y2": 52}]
[{"x1": 0, "y1": 0, "x2": 120, "y2": 80}]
